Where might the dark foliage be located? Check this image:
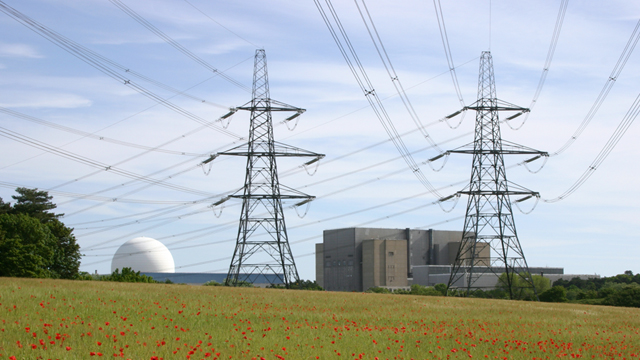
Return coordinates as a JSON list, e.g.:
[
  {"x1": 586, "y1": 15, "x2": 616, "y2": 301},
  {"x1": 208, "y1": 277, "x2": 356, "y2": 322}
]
[
  {"x1": 0, "y1": 188, "x2": 81, "y2": 279},
  {"x1": 102, "y1": 267, "x2": 158, "y2": 283}
]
